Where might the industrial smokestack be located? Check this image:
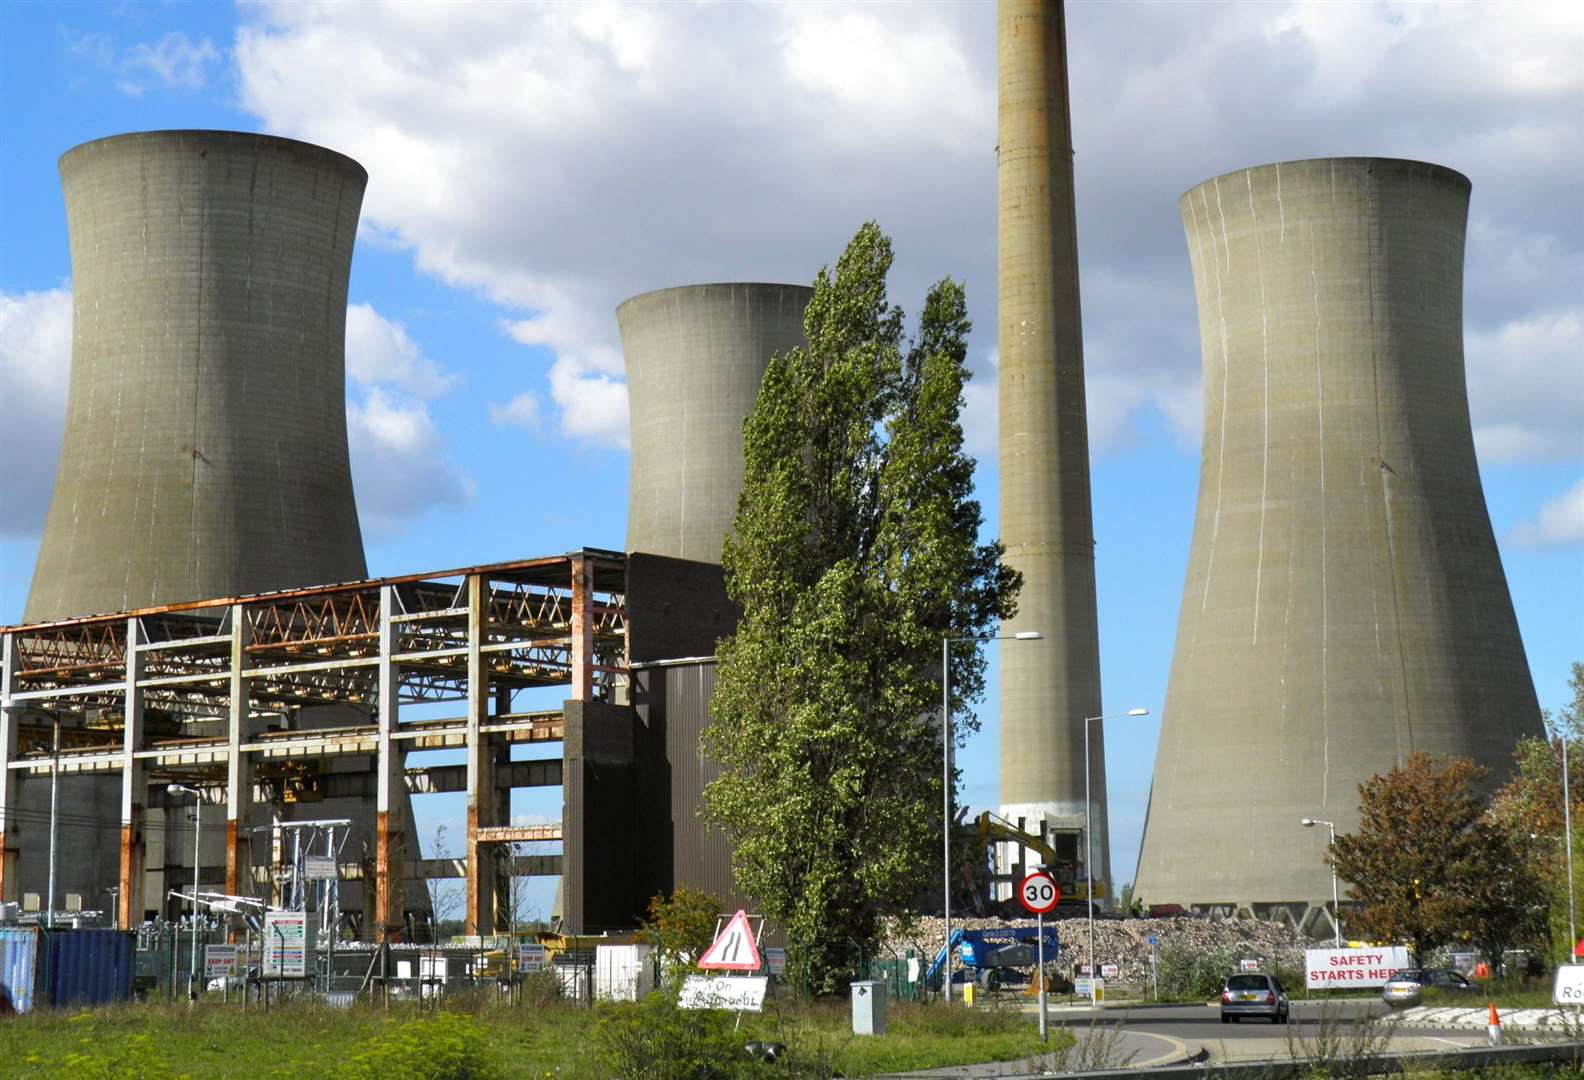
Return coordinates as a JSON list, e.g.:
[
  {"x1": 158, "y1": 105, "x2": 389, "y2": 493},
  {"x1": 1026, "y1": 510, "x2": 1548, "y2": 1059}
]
[
  {"x1": 618, "y1": 283, "x2": 812, "y2": 564},
  {"x1": 1134, "y1": 158, "x2": 1543, "y2": 919},
  {"x1": 995, "y1": 0, "x2": 1110, "y2": 897},
  {"x1": 25, "y1": 130, "x2": 368, "y2": 622}
]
